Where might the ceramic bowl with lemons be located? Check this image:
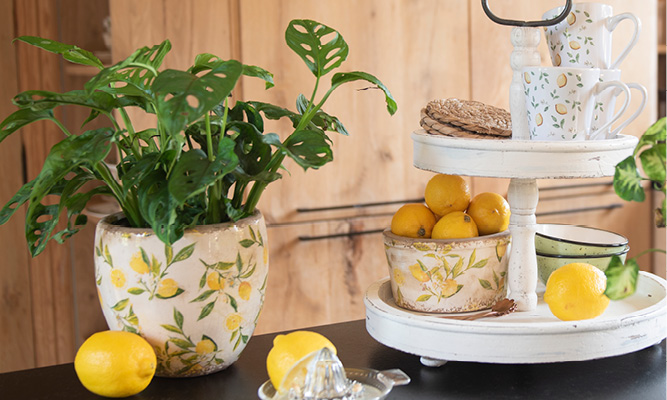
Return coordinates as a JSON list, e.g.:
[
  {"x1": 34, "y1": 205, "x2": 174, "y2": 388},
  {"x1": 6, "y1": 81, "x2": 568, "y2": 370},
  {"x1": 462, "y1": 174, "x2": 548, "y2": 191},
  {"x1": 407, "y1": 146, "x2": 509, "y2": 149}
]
[
  {"x1": 386, "y1": 174, "x2": 512, "y2": 314},
  {"x1": 535, "y1": 223, "x2": 629, "y2": 284}
]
